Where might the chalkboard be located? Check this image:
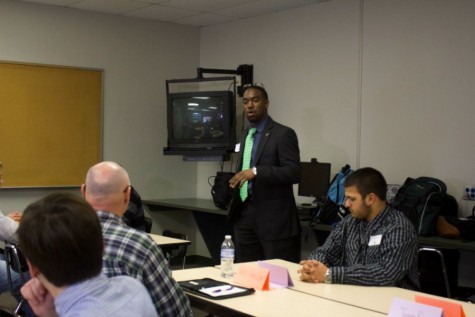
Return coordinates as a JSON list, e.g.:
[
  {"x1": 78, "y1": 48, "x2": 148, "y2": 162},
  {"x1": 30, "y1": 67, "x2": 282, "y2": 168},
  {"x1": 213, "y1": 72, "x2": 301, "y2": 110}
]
[{"x1": 0, "y1": 61, "x2": 102, "y2": 187}]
